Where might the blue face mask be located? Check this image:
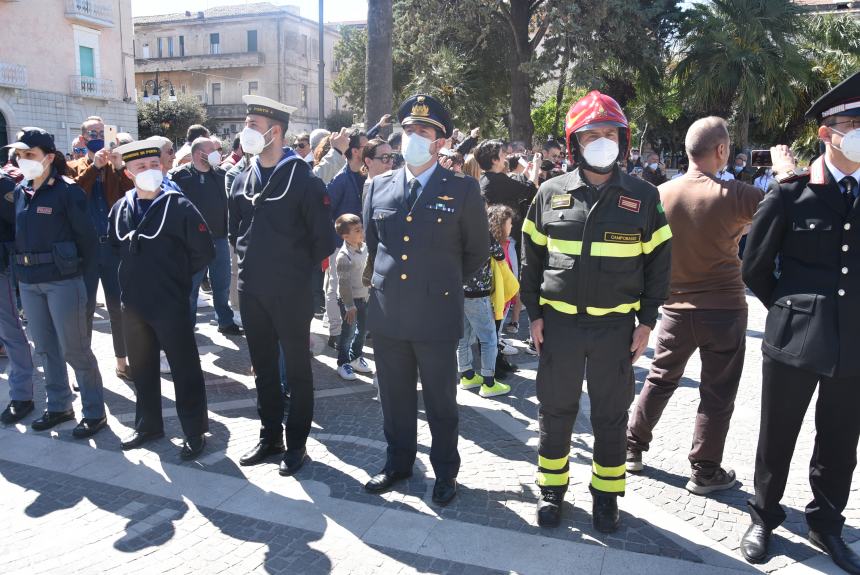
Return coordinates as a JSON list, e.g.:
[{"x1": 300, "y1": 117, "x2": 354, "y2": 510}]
[{"x1": 86, "y1": 139, "x2": 104, "y2": 153}]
